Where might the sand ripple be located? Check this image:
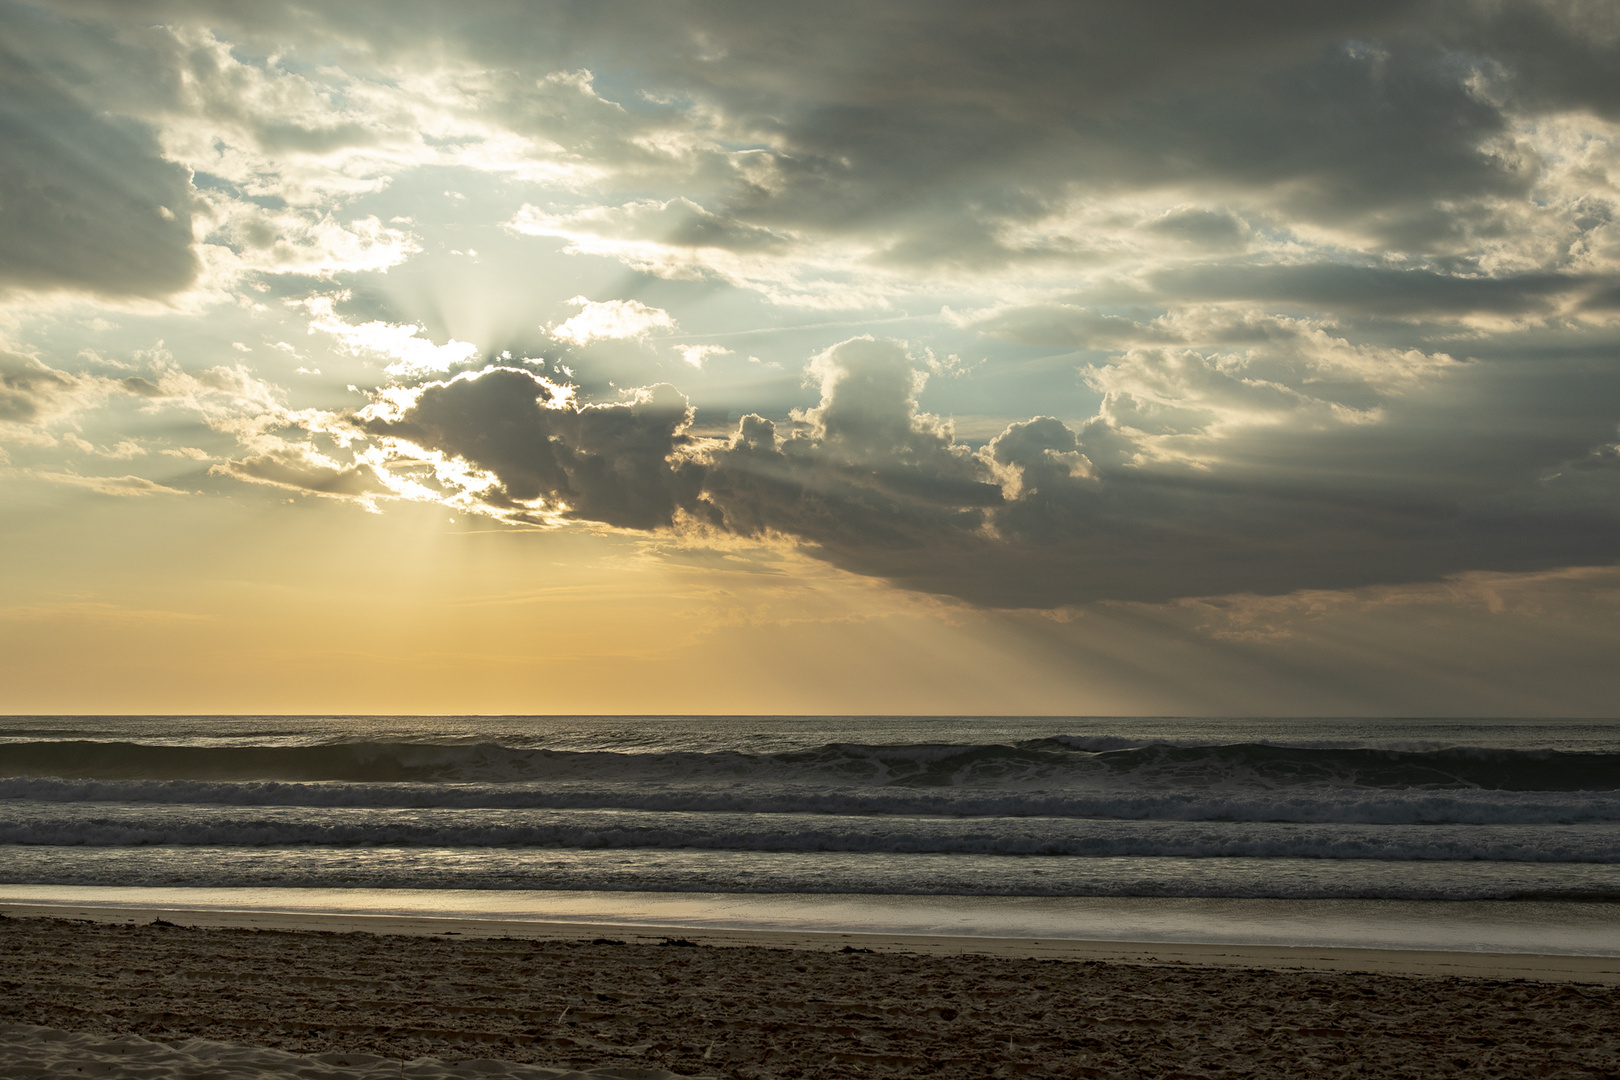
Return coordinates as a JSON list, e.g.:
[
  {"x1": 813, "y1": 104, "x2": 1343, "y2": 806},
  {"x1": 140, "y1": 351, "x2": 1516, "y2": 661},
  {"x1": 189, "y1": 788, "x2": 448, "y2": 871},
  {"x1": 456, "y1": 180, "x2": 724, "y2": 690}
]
[{"x1": 0, "y1": 1022, "x2": 703, "y2": 1079}]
